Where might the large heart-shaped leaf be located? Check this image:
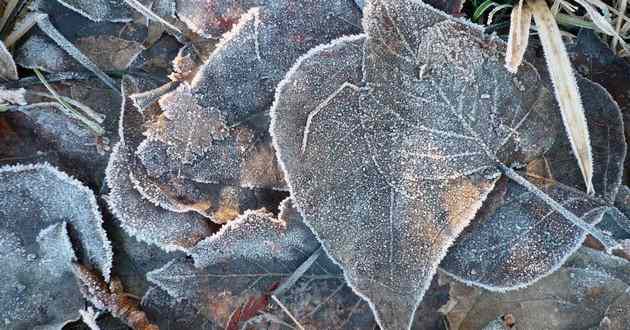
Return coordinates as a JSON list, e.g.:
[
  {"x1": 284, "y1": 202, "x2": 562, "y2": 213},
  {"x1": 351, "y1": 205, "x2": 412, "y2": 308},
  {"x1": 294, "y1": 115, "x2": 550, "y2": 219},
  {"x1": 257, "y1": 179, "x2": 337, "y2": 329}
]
[
  {"x1": 0, "y1": 163, "x2": 112, "y2": 329},
  {"x1": 440, "y1": 76, "x2": 627, "y2": 290},
  {"x1": 270, "y1": 0, "x2": 561, "y2": 328}
]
